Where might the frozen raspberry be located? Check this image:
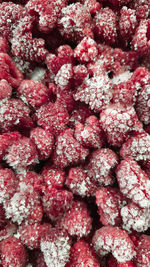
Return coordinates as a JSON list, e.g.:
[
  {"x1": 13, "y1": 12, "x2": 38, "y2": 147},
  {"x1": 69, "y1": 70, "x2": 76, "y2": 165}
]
[
  {"x1": 58, "y1": 201, "x2": 92, "y2": 237},
  {"x1": 69, "y1": 104, "x2": 92, "y2": 128},
  {"x1": 74, "y1": 37, "x2": 98, "y2": 63},
  {"x1": 58, "y1": 3, "x2": 93, "y2": 43},
  {"x1": 35, "y1": 102, "x2": 69, "y2": 136},
  {"x1": 0, "y1": 80, "x2": 12, "y2": 100},
  {"x1": 55, "y1": 63, "x2": 74, "y2": 91},
  {"x1": 129, "y1": 0, "x2": 150, "y2": 21},
  {"x1": 121, "y1": 202, "x2": 150, "y2": 232},
  {"x1": 0, "y1": 168, "x2": 18, "y2": 204},
  {"x1": 0, "y1": 236, "x2": 27, "y2": 267},
  {"x1": 30, "y1": 127, "x2": 54, "y2": 160},
  {"x1": 0, "y1": 36, "x2": 9, "y2": 53},
  {"x1": 5, "y1": 137, "x2": 38, "y2": 170},
  {"x1": 11, "y1": 16, "x2": 47, "y2": 62},
  {"x1": 119, "y1": 7, "x2": 137, "y2": 43},
  {"x1": 116, "y1": 158, "x2": 150, "y2": 208},
  {"x1": 73, "y1": 65, "x2": 88, "y2": 87},
  {"x1": 92, "y1": 226, "x2": 135, "y2": 263},
  {"x1": 112, "y1": 48, "x2": 138, "y2": 71},
  {"x1": 42, "y1": 187, "x2": 73, "y2": 221},
  {"x1": 74, "y1": 74, "x2": 112, "y2": 112},
  {"x1": 74, "y1": 115, "x2": 104, "y2": 149},
  {"x1": 67, "y1": 240, "x2": 99, "y2": 267},
  {"x1": 0, "y1": 53, "x2": 23, "y2": 88},
  {"x1": 42, "y1": 167, "x2": 65, "y2": 189},
  {"x1": 107, "y1": 255, "x2": 135, "y2": 267},
  {"x1": 132, "y1": 19, "x2": 150, "y2": 56},
  {"x1": 136, "y1": 235, "x2": 150, "y2": 267},
  {"x1": 87, "y1": 148, "x2": 118, "y2": 186},
  {"x1": 0, "y1": 131, "x2": 21, "y2": 161},
  {"x1": 100, "y1": 104, "x2": 142, "y2": 147},
  {"x1": 4, "y1": 182, "x2": 43, "y2": 225},
  {"x1": 18, "y1": 223, "x2": 52, "y2": 250},
  {"x1": 53, "y1": 129, "x2": 89, "y2": 168},
  {"x1": 17, "y1": 80, "x2": 49, "y2": 109},
  {"x1": 56, "y1": 90, "x2": 76, "y2": 112},
  {"x1": 93, "y1": 8, "x2": 117, "y2": 45},
  {"x1": 131, "y1": 66, "x2": 150, "y2": 87},
  {"x1": 120, "y1": 132, "x2": 150, "y2": 168},
  {"x1": 66, "y1": 167, "x2": 97, "y2": 197},
  {"x1": 82, "y1": 0, "x2": 101, "y2": 15},
  {"x1": 96, "y1": 187, "x2": 125, "y2": 226},
  {"x1": 17, "y1": 171, "x2": 43, "y2": 193},
  {"x1": 135, "y1": 83, "x2": 150, "y2": 125},
  {"x1": 41, "y1": 228, "x2": 71, "y2": 267},
  {"x1": 0, "y1": 98, "x2": 33, "y2": 132}
]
